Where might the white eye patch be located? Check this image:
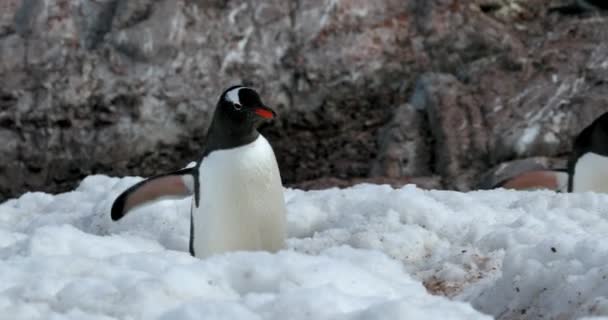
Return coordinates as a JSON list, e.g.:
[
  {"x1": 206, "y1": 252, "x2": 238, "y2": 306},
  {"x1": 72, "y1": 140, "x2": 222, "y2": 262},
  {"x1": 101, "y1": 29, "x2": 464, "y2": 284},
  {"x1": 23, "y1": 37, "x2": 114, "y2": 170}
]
[{"x1": 225, "y1": 86, "x2": 245, "y2": 105}]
